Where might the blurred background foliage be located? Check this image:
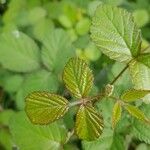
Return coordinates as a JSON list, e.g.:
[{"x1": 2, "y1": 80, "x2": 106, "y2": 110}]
[{"x1": 0, "y1": 0, "x2": 150, "y2": 150}]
